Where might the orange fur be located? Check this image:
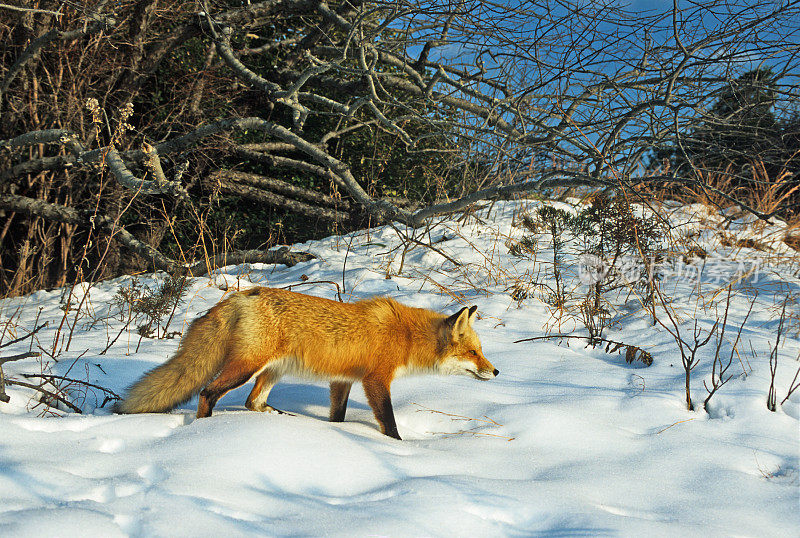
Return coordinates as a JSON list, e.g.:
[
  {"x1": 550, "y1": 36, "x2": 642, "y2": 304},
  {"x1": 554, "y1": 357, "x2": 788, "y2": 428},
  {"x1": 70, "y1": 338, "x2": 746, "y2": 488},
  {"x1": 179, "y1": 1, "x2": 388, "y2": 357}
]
[{"x1": 116, "y1": 287, "x2": 497, "y2": 439}]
